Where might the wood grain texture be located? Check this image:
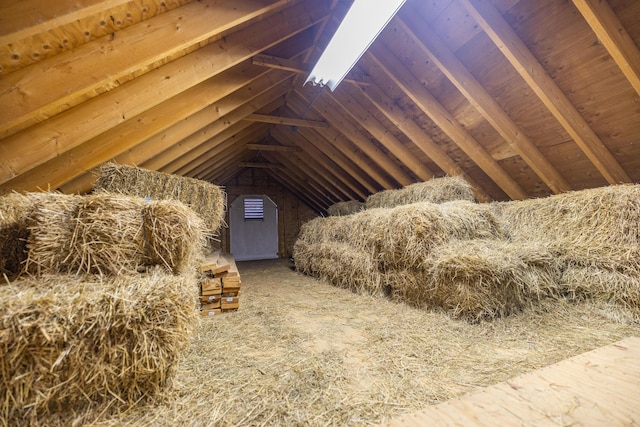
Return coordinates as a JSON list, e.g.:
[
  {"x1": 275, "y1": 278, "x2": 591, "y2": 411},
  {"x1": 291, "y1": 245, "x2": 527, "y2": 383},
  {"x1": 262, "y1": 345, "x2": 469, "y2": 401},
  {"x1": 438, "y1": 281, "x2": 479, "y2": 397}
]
[{"x1": 385, "y1": 336, "x2": 640, "y2": 427}]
